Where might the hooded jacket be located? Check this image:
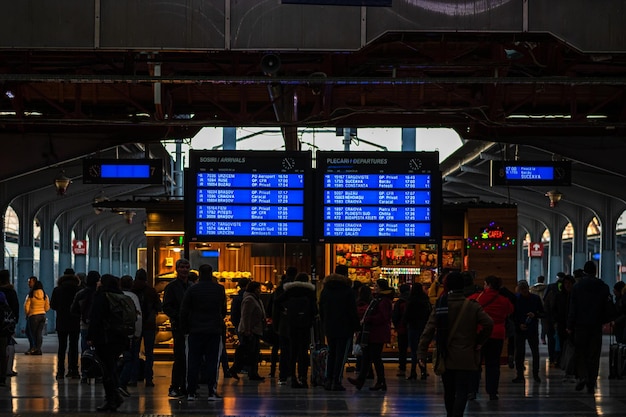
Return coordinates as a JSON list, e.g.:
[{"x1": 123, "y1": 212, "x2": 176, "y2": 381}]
[
  {"x1": 24, "y1": 289, "x2": 50, "y2": 317},
  {"x1": 50, "y1": 274, "x2": 81, "y2": 333},
  {"x1": 275, "y1": 280, "x2": 318, "y2": 330},
  {"x1": 319, "y1": 274, "x2": 360, "y2": 339},
  {"x1": 238, "y1": 291, "x2": 266, "y2": 337}
]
